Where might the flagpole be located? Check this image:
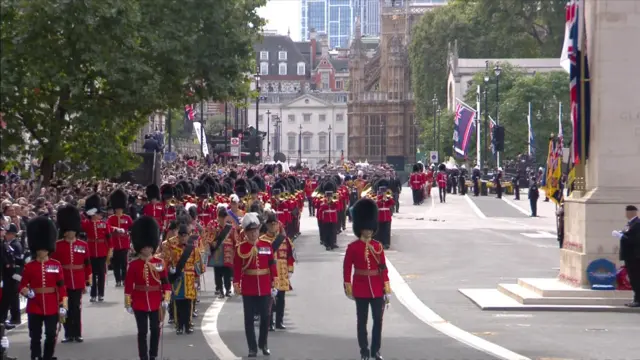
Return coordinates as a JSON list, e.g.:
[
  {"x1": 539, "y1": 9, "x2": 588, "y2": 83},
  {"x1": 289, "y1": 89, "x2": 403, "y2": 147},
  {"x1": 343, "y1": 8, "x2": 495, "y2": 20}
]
[
  {"x1": 527, "y1": 102, "x2": 532, "y2": 156},
  {"x1": 476, "y1": 85, "x2": 481, "y2": 168},
  {"x1": 558, "y1": 102, "x2": 563, "y2": 135}
]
